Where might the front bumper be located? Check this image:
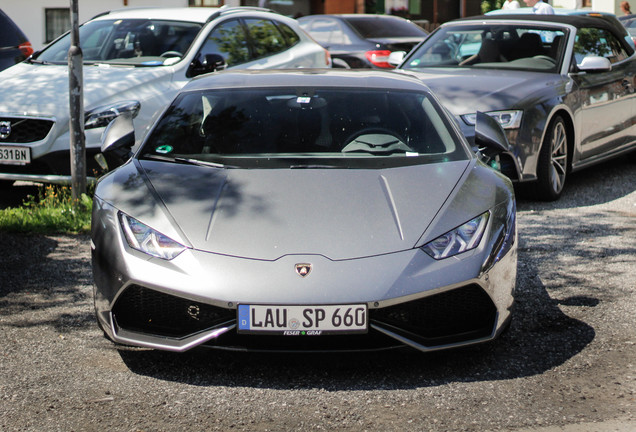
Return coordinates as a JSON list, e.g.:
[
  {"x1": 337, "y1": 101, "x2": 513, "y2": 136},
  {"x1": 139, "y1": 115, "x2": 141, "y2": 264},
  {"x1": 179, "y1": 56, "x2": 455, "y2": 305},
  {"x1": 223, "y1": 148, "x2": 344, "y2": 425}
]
[{"x1": 92, "y1": 200, "x2": 517, "y2": 353}]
